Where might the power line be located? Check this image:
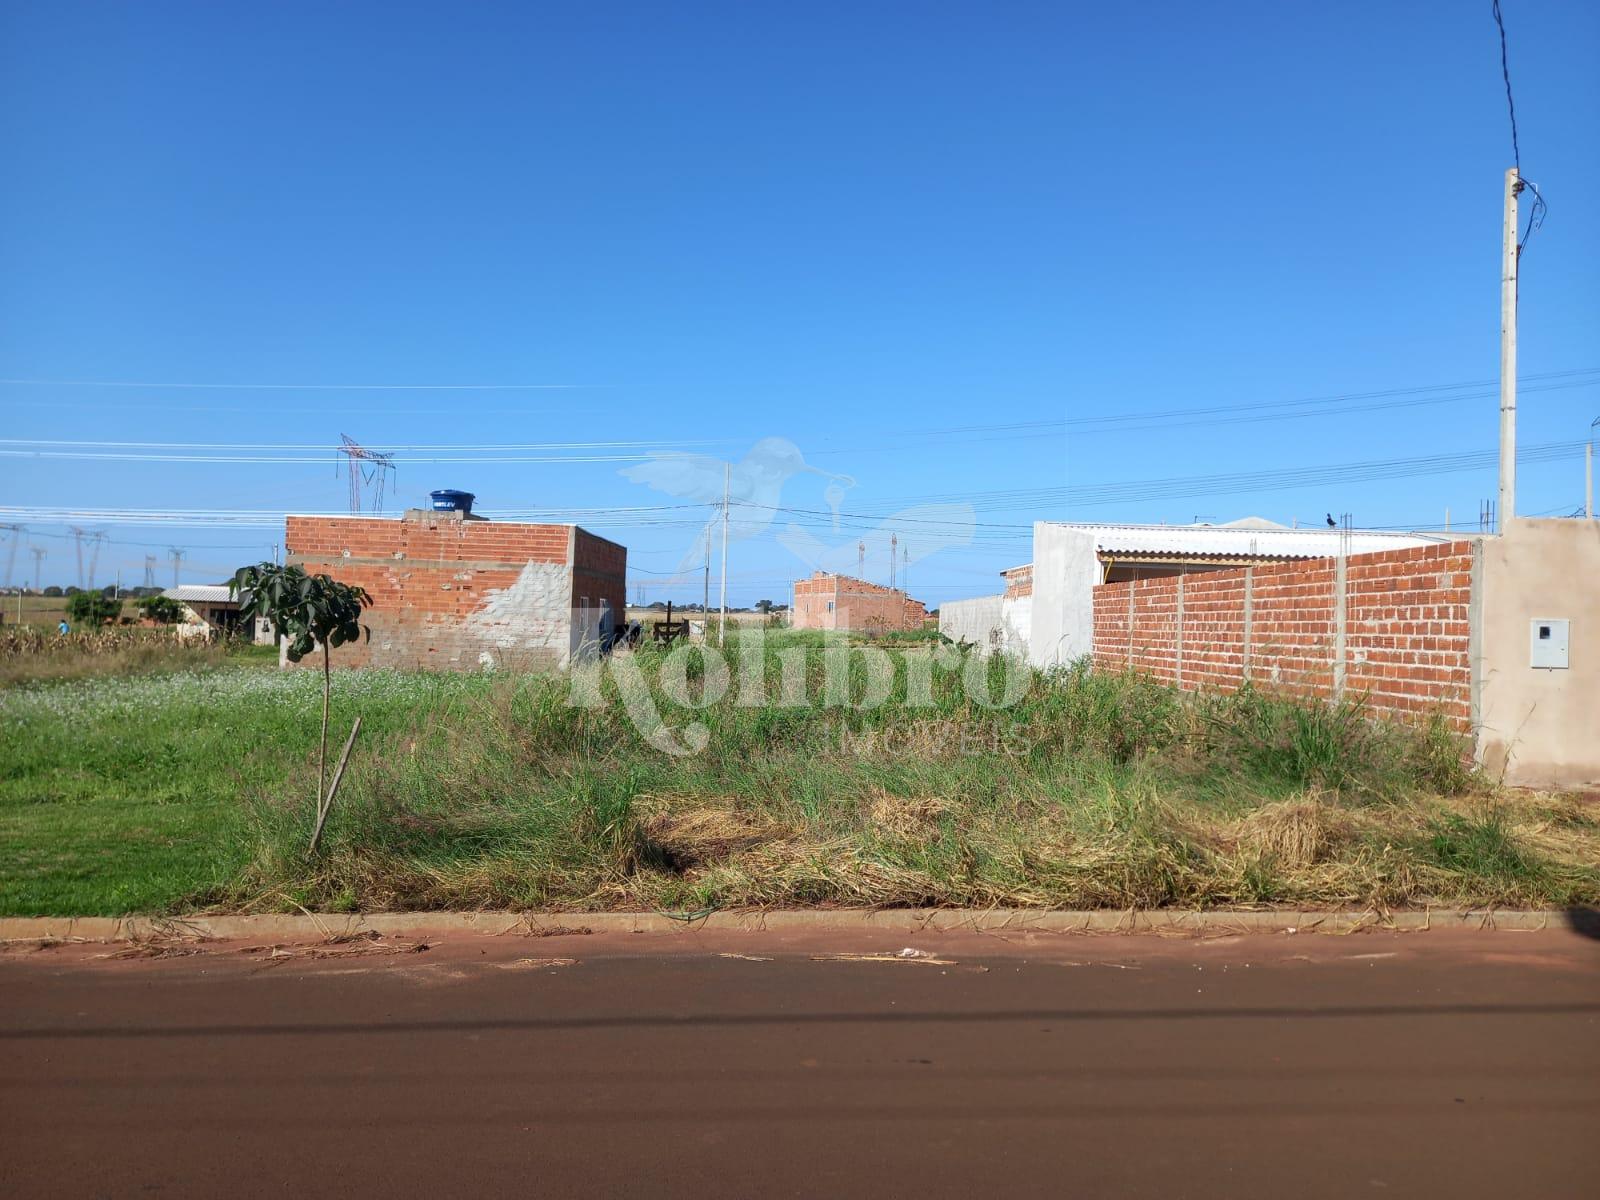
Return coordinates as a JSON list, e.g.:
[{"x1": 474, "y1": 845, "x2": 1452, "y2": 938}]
[
  {"x1": 1491, "y1": 0, "x2": 1548, "y2": 257},
  {"x1": 0, "y1": 379, "x2": 604, "y2": 391},
  {"x1": 1492, "y1": 0, "x2": 1521, "y2": 170}
]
